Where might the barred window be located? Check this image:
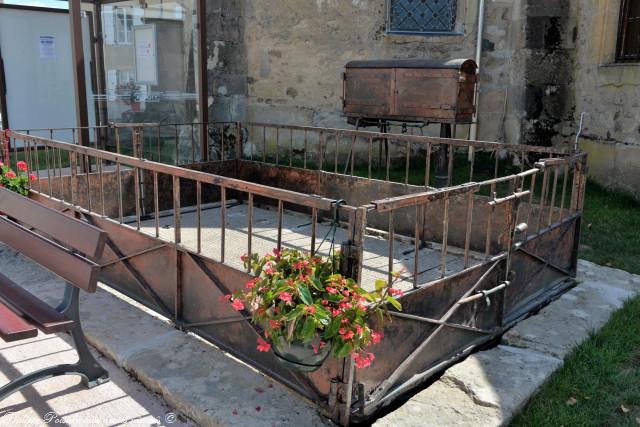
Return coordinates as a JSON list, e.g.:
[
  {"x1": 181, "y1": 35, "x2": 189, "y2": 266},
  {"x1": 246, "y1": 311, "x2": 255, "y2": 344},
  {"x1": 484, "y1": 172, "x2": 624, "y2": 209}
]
[
  {"x1": 616, "y1": 0, "x2": 640, "y2": 61},
  {"x1": 388, "y1": 0, "x2": 457, "y2": 34}
]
